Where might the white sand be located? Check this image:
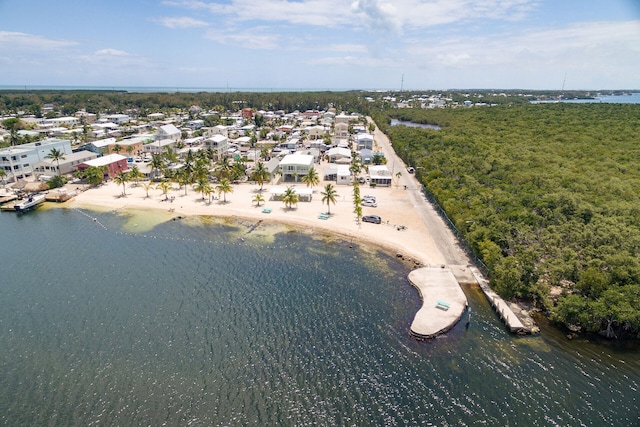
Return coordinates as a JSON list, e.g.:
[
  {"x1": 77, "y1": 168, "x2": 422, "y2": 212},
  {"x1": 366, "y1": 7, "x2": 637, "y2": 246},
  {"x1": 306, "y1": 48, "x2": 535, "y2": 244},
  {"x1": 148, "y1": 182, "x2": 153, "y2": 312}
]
[{"x1": 67, "y1": 120, "x2": 453, "y2": 268}]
